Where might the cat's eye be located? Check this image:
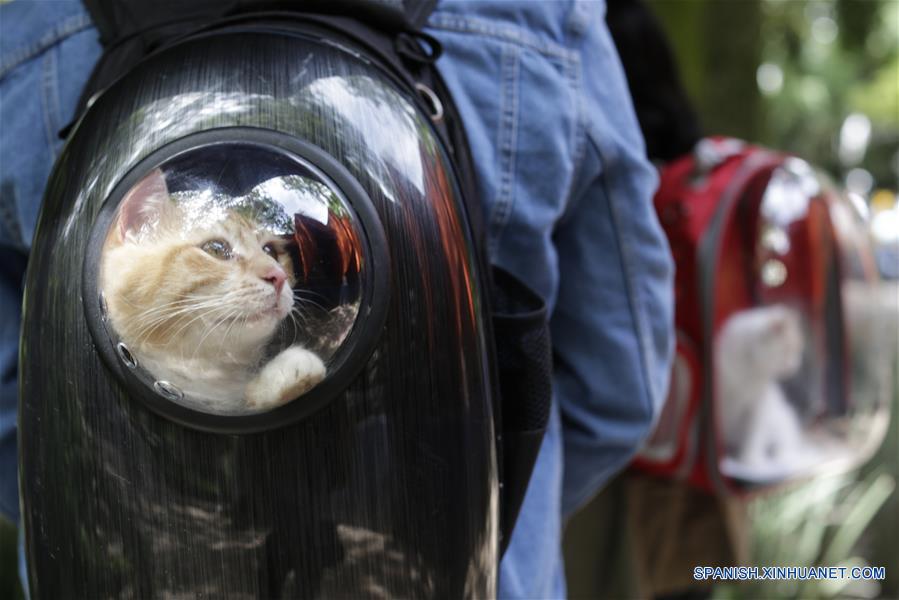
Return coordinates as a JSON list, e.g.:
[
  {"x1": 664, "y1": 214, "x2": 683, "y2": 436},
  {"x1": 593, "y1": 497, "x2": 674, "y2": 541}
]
[
  {"x1": 201, "y1": 239, "x2": 233, "y2": 260},
  {"x1": 262, "y1": 242, "x2": 279, "y2": 259}
]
